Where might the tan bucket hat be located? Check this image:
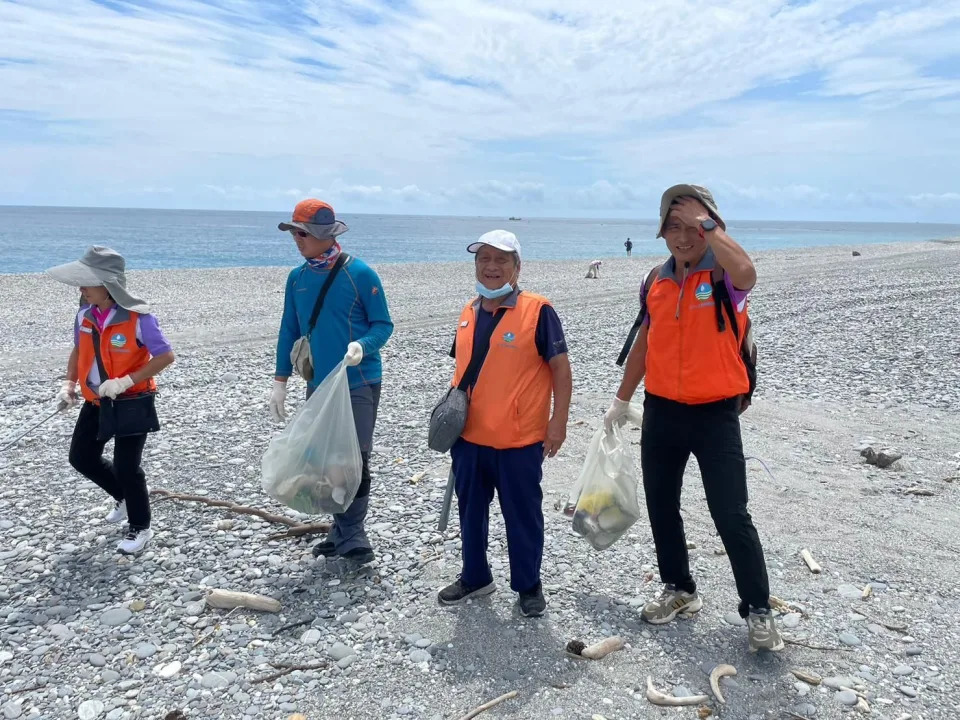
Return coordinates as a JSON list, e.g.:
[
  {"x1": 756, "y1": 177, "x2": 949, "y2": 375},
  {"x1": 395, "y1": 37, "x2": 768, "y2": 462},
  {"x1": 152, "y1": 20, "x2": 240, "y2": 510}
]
[
  {"x1": 46, "y1": 246, "x2": 150, "y2": 313},
  {"x1": 657, "y1": 184, "x2": 726, "y2": 238}
]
